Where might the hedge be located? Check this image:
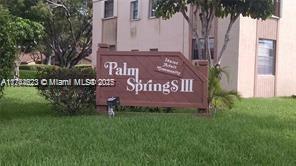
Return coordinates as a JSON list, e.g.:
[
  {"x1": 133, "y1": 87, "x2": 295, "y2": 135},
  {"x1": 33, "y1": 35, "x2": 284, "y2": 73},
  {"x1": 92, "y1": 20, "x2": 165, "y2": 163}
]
[
  {"x1": 19, "y1": 70, "x2": 38, "y2": 79},
  {"x1": 19, "y1": 64, "x2": 58, "y2": 71},
  {"x1": 74, "y1": 64, "x2": 92, "y2": 69}
]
